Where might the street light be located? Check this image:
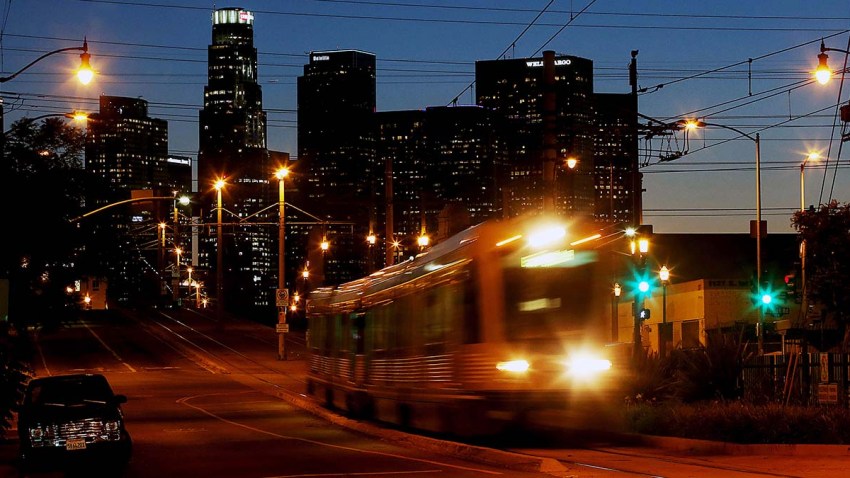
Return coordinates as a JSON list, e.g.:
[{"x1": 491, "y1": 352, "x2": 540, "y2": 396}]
[
  {"x1": 275, "y1": 167, "x2": 289, "y2": 361},
  {"x1": 682, "y1": 119, "x2": 764, "y2": 354},
  {"x1": 3, "y1": 111, "x2": 89, "y2": 133},
  {"x1": 659, "y1": 265, "x2": 670, "y2": 358},
  {"x1": 801, "y1": 152, "x2": 820, "y2": 212},
  {"x1": 0, "y1": 39, "x2": 94, "y2": 85},
  {"x1": 417, "y1": 234, "x2": 430, "y2": 250},
  {"x1": 214, "y1": 178, "x2": 227, "y2": 315},
  {"x1": 815, "y1": 41, "x2": 850, "y2": 85}
]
